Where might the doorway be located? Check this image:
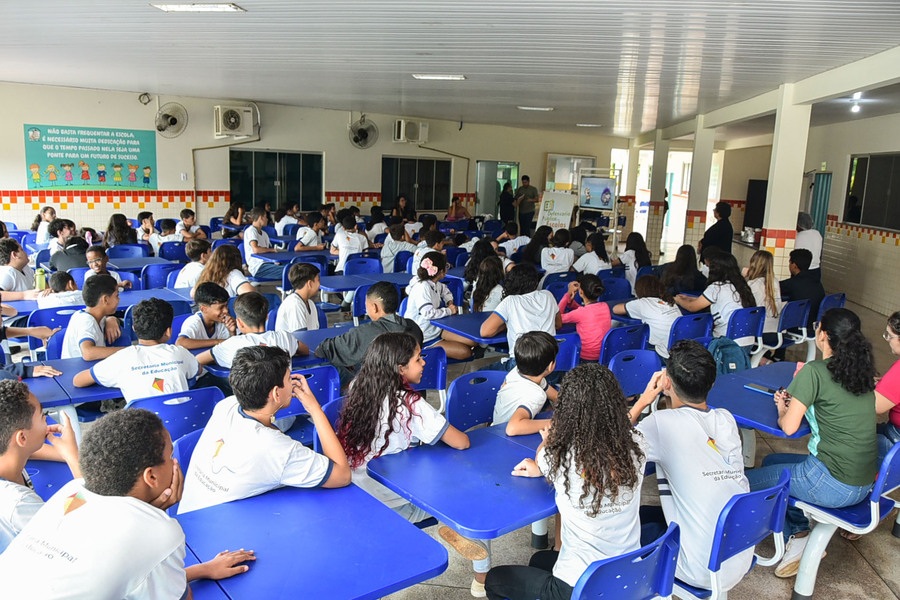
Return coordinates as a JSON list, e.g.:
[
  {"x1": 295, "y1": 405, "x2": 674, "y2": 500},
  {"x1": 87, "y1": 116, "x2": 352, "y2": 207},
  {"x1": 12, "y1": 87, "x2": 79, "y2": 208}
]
[{"x1": 475, "y1": 161, "x2": 519, "y2": 217}]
